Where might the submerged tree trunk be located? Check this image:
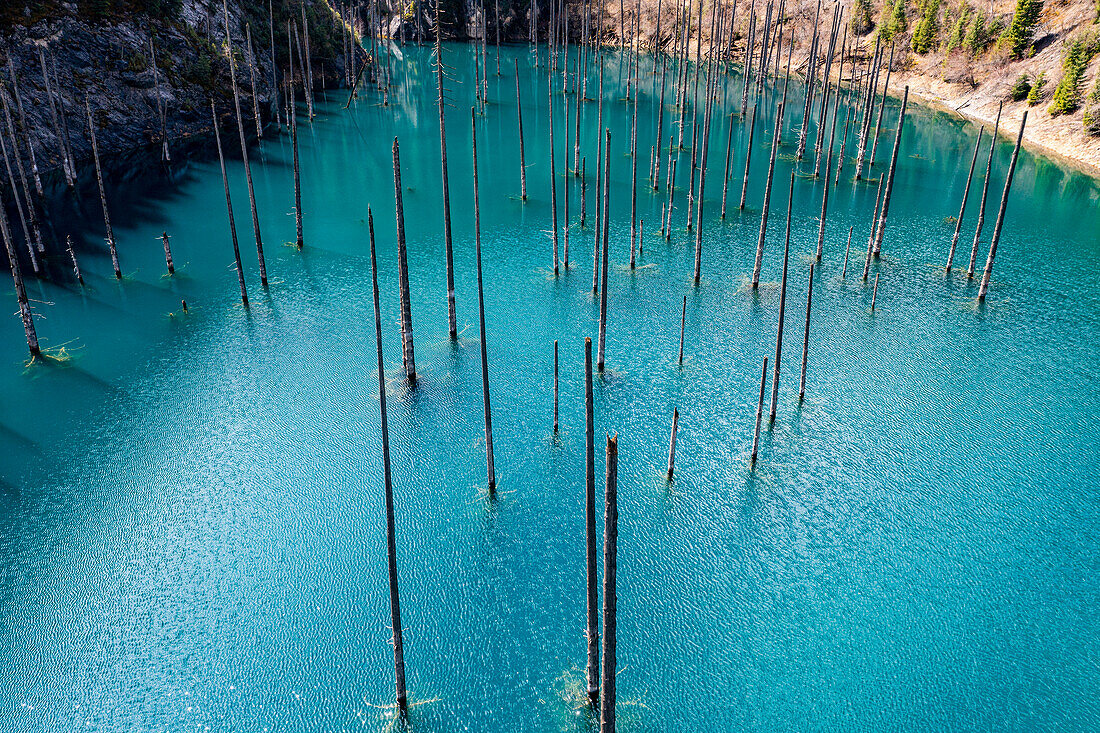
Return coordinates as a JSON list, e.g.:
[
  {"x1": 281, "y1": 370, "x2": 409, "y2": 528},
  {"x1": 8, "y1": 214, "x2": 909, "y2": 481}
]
[
  {"x1": 598, "y1": 130, "x2": 611, "y2": 371},
  {"x1": 751, "y1": 101, "x2": 783, "y2": 289},
  {"x1": 66, "y1": 235, "x2": 84, "y2": 286},
  {"x1": 600, "y1": 432, "x2": 619, "y2": 733},
  {"x1": 584, "y1": 335, "x2": 599, "y2": 708},
  {"x1": 392, "y1": 139, "x2": 417, "y2": 386},
  {"x1": 751, "y1": 355, "x2": 767, "y2": 464},
  {"x1": 0, "y1": 203, "x2": 39, "y2": 357},
  {"x1": 211, "y1": 101, "x2": 249, "y2": 307},
  {"x1": 302, "y1": 6, "x2": 316, "y2": 119},
  {"x1": 367, "y1": 208, "x2": 409, "y2": 716},
  {"x1": 161, "y1": 231, "x2": 175, "y2": 275},
  {"x1": 771, "y1": 172, "x2": 794, "y2": 423},
  {"x1": 224, "y1": 0, "x2": 268, "y2": 286},
  {"x1": 516, "y1": 59, "x2": 528, "y2": 201},
  {"x1": 871, "y1": 87, "x2": 909, "y2": 258},
  {"x1": 946, "y1": 129, "x2": 983, "y2": 273},
  {"x1": 1, "y1": 99, "x2": 43, "y2": 256},
  {"x1": 86, "y1": 99, "x2": 121, "y2": 280},
  {"x1": 969, "y1": 102, "x2": 1002, "y2": 279},
  {"x1": 471, "y1": 107, "x2": 496, "y2": 492},
  {"x1": 667, "y1": 408, "x2": 679, "y2": 479},
  {"x1": 435, "y1": 1, "x2": 458, "y2": 338},
  {"x1": 292, "y1": 83, "x2": 304, "y2": 249},
  {"x1": 979, "y1": 112, "x2": 1026, "y2": 301},
  {"x1": 0, "y1": 116, "x2": 39, "y2": 276},
  {"x1": 800, "y1": 263, "x2": 814, "y2": 401},
  {"x1": 739, "y1": 103, "x2": 757, "y2": 211}
]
